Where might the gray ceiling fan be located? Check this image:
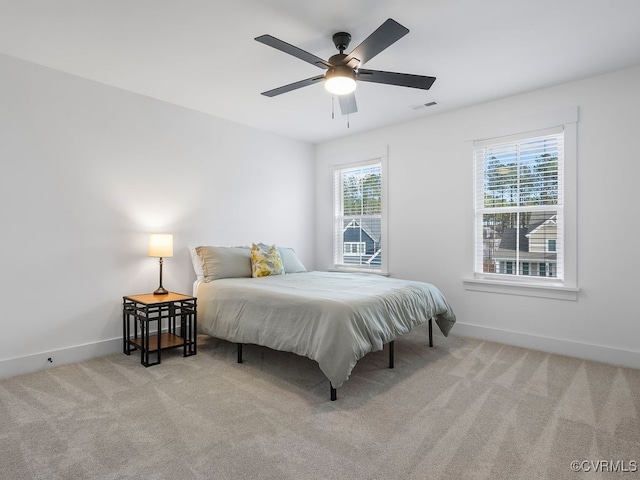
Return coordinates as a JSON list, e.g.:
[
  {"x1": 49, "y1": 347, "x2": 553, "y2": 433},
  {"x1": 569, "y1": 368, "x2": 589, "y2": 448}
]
[{"x1": 255, "y1": 18, "x2": 436, "y2": 115}]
